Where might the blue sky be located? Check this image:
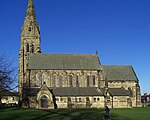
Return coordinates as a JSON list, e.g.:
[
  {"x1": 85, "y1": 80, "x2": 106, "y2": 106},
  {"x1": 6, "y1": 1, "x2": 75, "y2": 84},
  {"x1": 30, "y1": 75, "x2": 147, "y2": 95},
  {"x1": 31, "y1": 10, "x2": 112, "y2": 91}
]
[{"x1": 0, "y1": 0, "x2": 150, "y2": 94}]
